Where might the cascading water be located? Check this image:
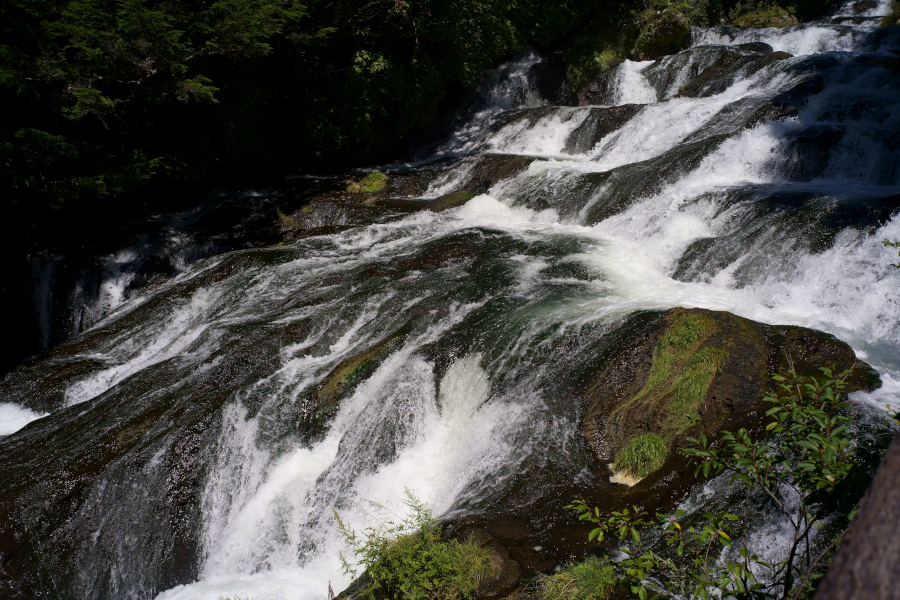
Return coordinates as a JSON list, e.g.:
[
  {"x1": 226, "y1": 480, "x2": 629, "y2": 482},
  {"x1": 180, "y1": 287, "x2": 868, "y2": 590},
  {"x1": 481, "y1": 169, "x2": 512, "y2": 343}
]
[{"x1": 1, "y1": 2, "x2": 898, "y2": 599}]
